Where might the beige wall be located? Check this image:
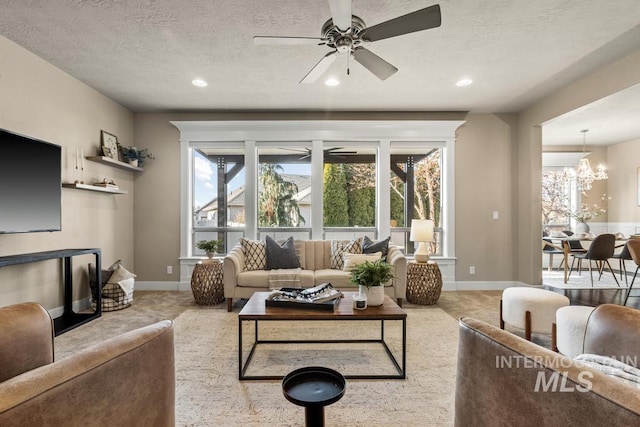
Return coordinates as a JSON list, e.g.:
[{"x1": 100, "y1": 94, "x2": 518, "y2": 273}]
[
  {"x1": 0, "y1": 35, "x2": 134, "y2": 310},
  {"x1": 607, "y1": 137, "x2": 640, "y2": 223},
  {"x1": 455, "y1": 113, "x2": 517, "y2": 281}
]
